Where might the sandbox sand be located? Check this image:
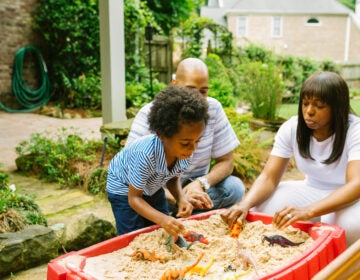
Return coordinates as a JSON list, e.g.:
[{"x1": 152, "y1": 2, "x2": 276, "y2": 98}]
[{"x1": 60, "y1": 214, "x2": 314, "y2": 279}]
